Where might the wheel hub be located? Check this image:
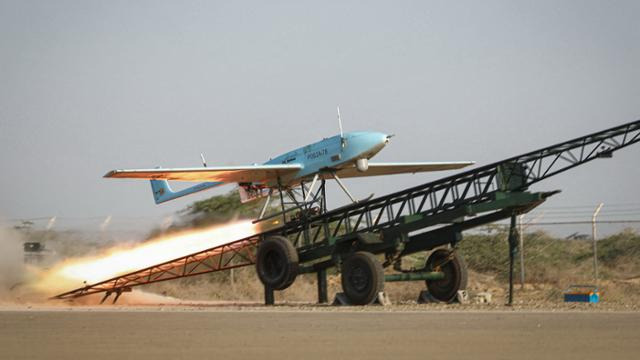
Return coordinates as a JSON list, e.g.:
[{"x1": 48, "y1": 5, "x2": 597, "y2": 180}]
[{"x1": 348, "y1": 266, "x2": 369, "y2": 292}]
